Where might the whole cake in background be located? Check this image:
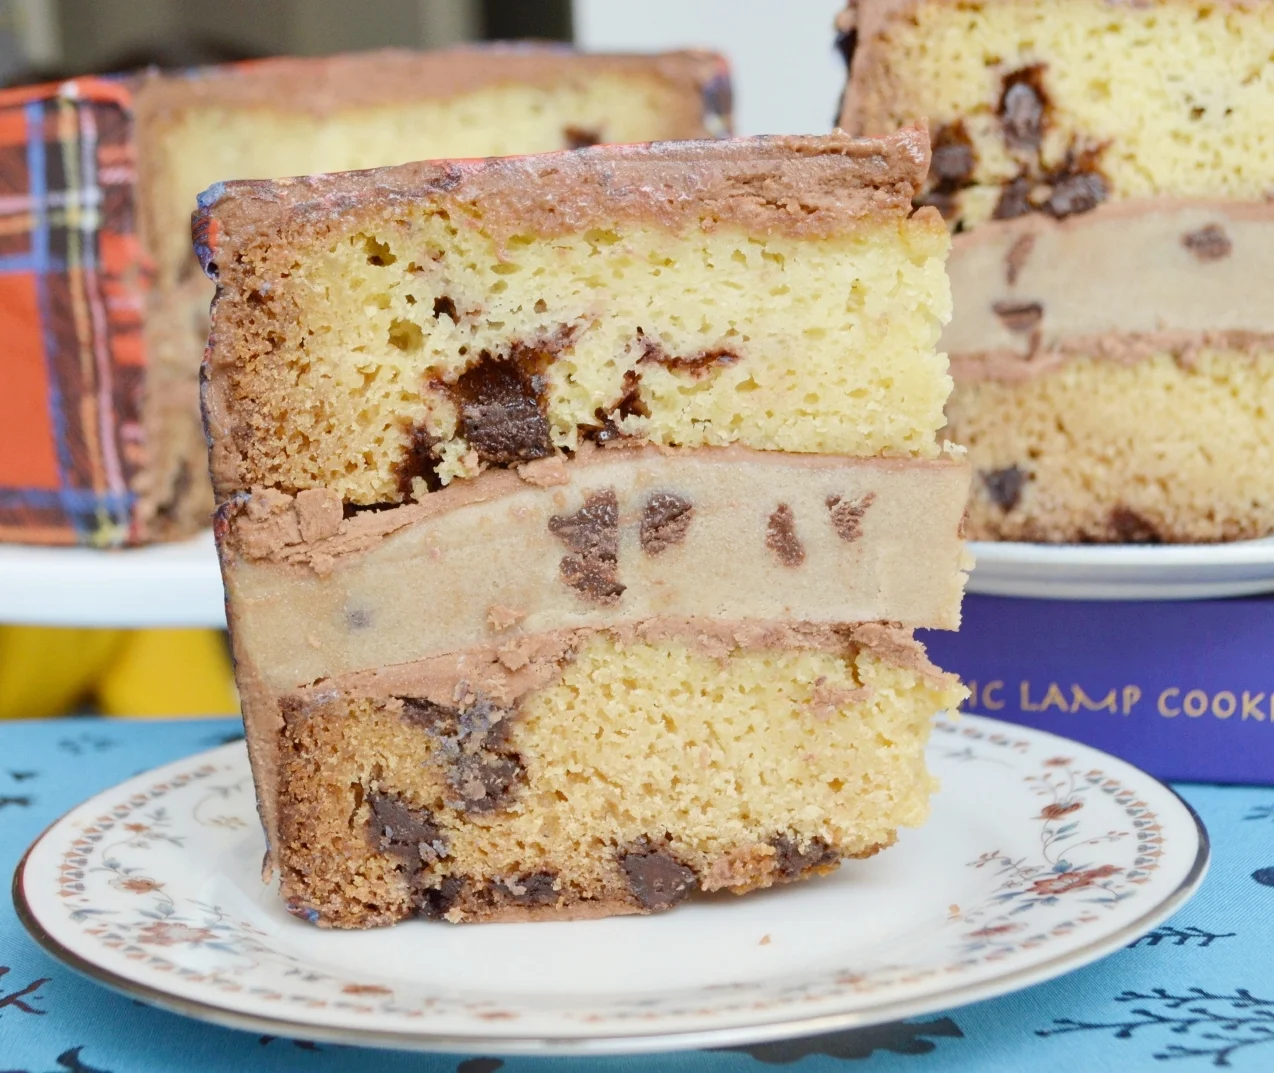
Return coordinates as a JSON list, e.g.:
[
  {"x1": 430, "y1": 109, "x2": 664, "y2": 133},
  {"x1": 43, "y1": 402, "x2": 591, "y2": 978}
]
[
  {"x1": 838, "y1": 0, "x2": 1274, "y2": 543},
  {"x1": 196, "y1": 130, "x2": 970, "y2": 926},
  {"x1": 0, "y1": 45, "x2": 730, "y2": 546}
]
